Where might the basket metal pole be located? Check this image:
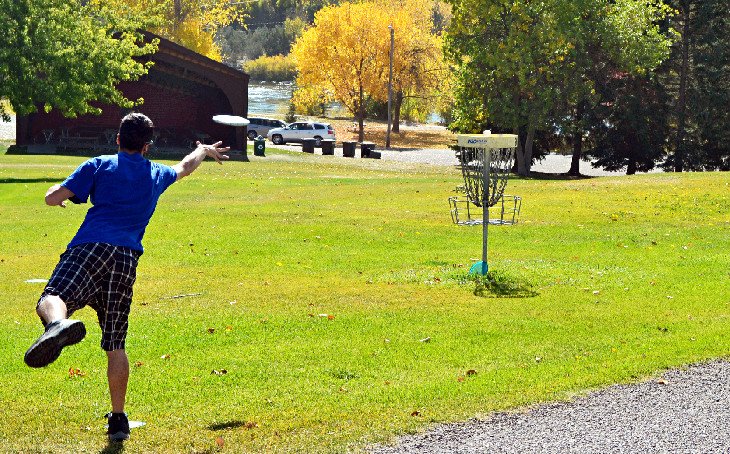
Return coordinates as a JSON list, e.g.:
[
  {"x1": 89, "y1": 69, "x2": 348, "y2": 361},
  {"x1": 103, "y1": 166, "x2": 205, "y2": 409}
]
[{"x1": 482, "y1": 148, "x2": 490, "y2": 271}]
